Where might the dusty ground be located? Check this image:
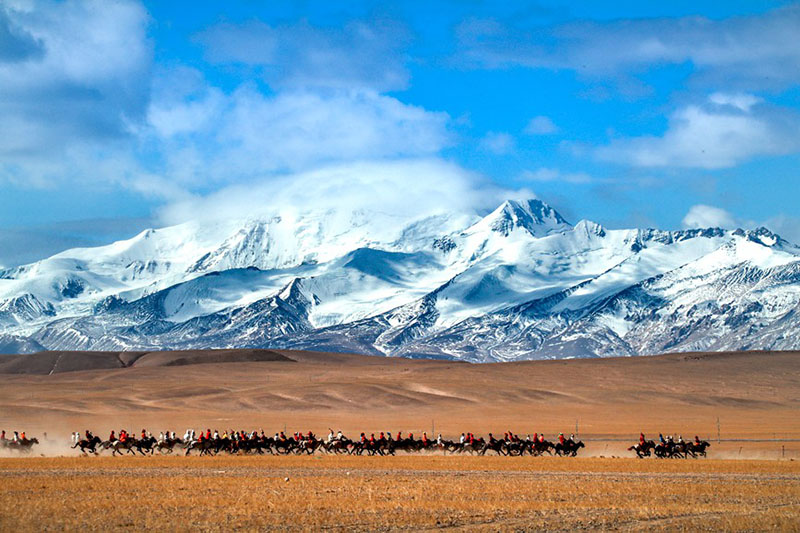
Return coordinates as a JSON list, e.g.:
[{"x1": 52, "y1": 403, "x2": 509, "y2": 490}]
[
  {"x1": 0, "y1": 350, "x2": 797, "y2": 457},
  {"x1": 1, "y1": 349, "x2": 799, "y2": 530},
  {"x1": 1, "y1": 455, "x2": 799, "y2": 531}
]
